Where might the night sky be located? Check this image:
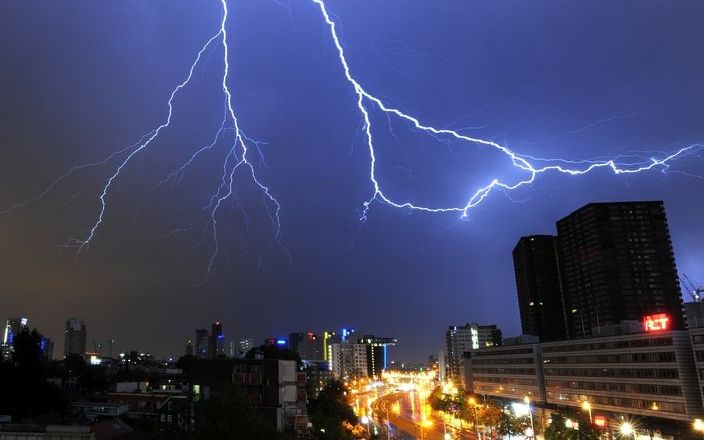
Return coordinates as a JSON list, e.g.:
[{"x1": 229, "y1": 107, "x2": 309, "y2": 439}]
[{"x1": 1, "y1": 0, "x2": 703, "y2": 362}]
